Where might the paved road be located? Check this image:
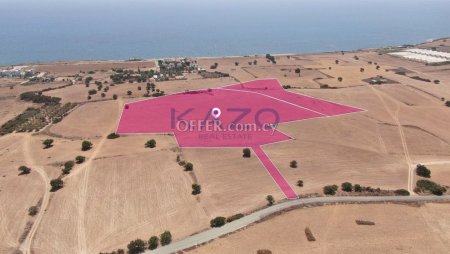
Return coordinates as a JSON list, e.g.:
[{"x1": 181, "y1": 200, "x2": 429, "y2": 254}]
[{"x1": 149, "y1": 195, "x2": 450, "y2": 254}]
